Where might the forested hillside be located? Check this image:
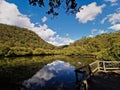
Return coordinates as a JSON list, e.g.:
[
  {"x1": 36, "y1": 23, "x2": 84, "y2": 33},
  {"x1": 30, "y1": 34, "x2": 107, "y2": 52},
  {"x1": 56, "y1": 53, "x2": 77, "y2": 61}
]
[
  {"x1": 0, "y1": 24, "x2": 120, "y2": 60},
  {"x1": 0, "y1": 24, "x2": 55, "y2": 56},
  {"x1": 66, "y1": 32, "x2": 120, "y2": 60}
]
